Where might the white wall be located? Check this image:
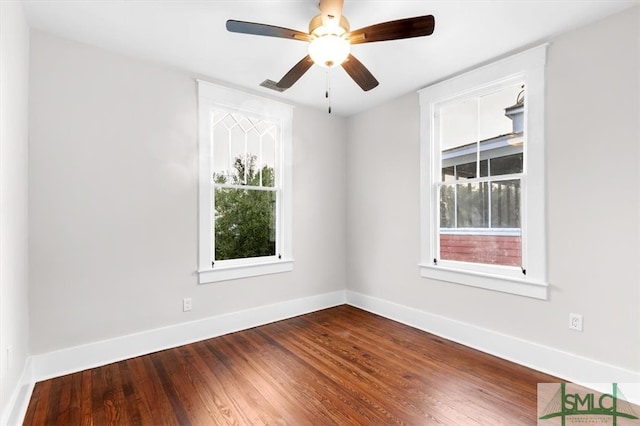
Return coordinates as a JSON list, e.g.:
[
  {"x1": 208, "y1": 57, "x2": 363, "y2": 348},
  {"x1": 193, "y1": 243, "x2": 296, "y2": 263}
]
[
  {"x1": 0, "y1": 1, "x2": 31, "y2": 423},
  {"x1": 347, "y1": 7, "x2": 639, "y2": 374},
  {"x1": 28, "y1": 31, "x2": 347, "y2": 354}
]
